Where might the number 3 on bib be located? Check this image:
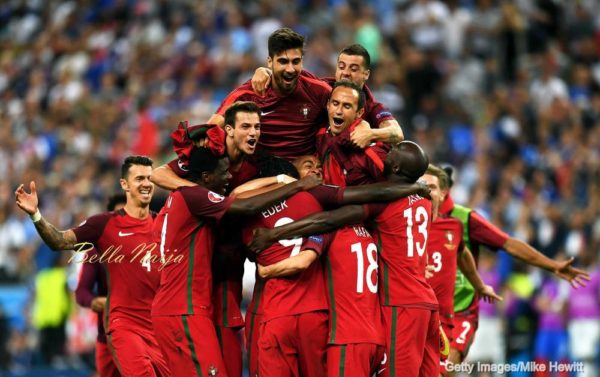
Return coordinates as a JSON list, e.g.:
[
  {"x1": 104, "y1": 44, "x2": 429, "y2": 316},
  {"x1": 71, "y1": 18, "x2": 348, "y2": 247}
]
[{"x1": 403, "y1": 206, "x2": 428, "y2": 257}]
